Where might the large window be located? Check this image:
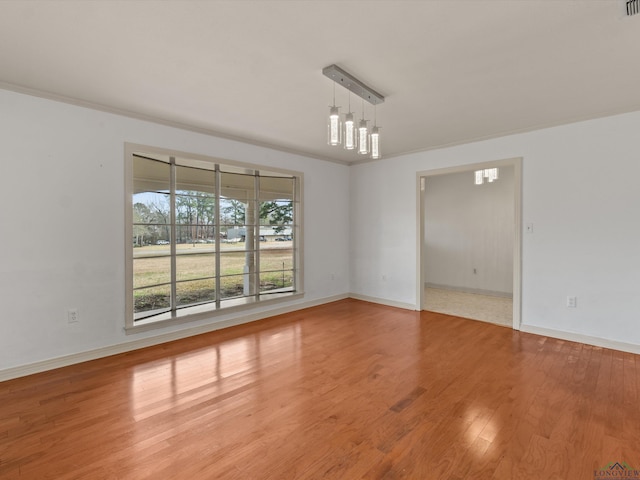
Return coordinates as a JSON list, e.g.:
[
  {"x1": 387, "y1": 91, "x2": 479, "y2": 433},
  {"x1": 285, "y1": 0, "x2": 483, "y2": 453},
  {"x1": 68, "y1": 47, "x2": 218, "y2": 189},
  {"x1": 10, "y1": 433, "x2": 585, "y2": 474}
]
[{"x1": 125, "y1": 144, "x2": 302, "y2": 329}]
